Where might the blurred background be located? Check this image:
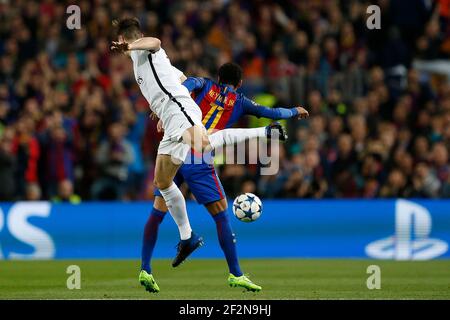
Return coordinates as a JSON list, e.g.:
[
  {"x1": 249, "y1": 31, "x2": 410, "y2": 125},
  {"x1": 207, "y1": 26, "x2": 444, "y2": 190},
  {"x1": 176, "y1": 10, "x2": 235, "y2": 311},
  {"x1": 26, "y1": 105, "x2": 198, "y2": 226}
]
[{"x1": 0, "y1": 0, "x2": 449, "y2": 204}]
